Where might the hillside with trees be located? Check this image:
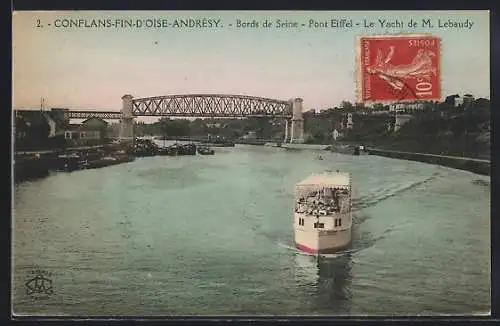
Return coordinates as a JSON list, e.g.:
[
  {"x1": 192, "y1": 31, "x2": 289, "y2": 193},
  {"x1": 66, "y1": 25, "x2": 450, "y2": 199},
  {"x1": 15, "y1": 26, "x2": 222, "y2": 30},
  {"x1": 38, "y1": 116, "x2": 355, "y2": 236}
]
[
  {"x1": 369, "y1": 97, "x2": 490, "y2": 159},
  {"x1": 133, "y1": 95, "x2": 490, "y2": 160}
]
